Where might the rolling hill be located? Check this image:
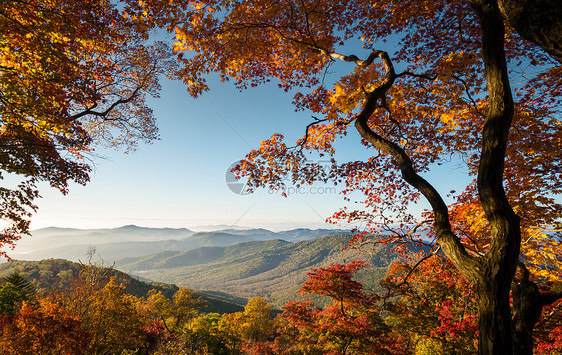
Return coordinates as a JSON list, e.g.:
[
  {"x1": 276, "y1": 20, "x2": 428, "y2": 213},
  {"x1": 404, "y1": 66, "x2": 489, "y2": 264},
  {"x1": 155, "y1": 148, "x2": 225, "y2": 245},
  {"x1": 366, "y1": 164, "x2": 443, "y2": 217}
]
[
  {"x1": 0, "y1": 259, "x2": 245, "y2": 314},
  {"x1": 1, "y1": 226, "x2": 425, "y2": 309},
  {"x1": 116, "y1": 234, "x2": 425, "y2": 308}
]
